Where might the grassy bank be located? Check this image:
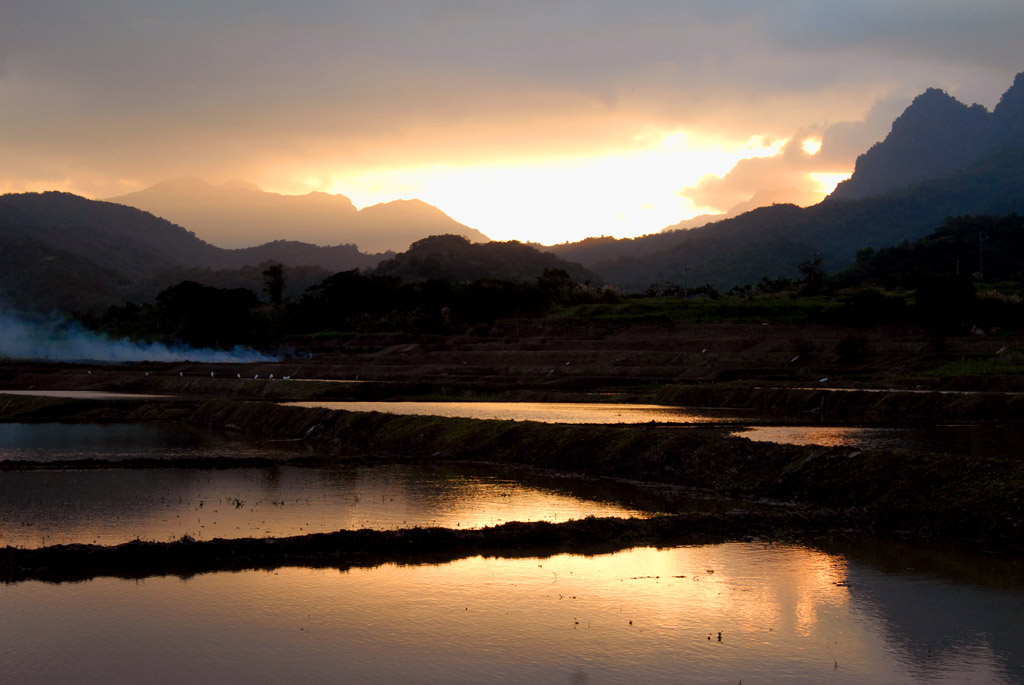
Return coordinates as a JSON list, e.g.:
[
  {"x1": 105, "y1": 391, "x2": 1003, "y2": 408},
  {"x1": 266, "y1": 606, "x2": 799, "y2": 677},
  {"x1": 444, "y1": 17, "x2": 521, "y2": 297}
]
[{"x1": 0, "y1": 512, "x2": 843, "y2": 584}]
